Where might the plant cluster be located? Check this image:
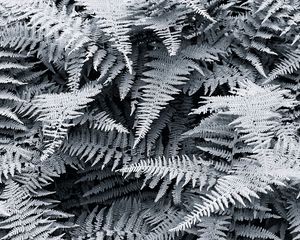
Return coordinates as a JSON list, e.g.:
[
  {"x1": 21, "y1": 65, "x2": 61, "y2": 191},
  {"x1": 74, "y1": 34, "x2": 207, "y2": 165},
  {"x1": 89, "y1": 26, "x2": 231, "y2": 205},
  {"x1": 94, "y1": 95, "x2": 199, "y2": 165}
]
[{"x1": 0, "y1": 0, "x2": 300, "y2": 239}]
